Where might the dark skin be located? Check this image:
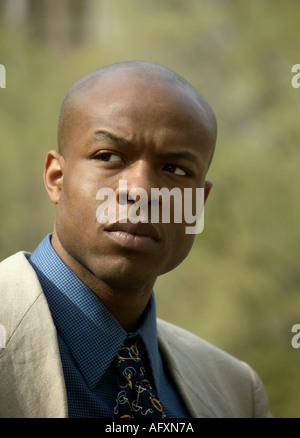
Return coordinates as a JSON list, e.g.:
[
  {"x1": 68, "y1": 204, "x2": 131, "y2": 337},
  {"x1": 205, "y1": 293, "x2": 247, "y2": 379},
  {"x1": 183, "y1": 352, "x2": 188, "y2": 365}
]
[{"x1": 44, "y1": 65, "x2": 217, "y2": 331}]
